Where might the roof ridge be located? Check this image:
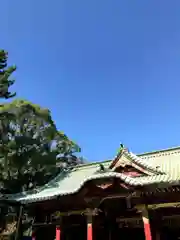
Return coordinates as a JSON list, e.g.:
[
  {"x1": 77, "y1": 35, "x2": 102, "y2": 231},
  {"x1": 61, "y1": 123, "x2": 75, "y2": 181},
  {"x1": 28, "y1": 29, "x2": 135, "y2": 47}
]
[
  {"x1": 72, "y1": 159, "x2": 112, "y2": 169},
  {"x1": 137, "y1": 146, "x2": 180, "y2": 156},
  {"x1": 10, "y1": 171, "x2": 178, "y2": 204},
  {"x1": 75, "y1": 146, "x2": 180, "y2": 168},
  {"x1": 125, "y1": 152, "x2": 165, "y2": 174}
]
